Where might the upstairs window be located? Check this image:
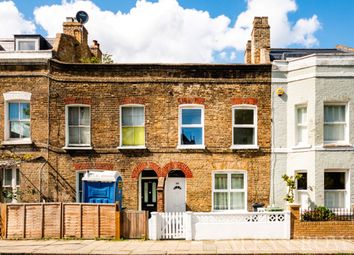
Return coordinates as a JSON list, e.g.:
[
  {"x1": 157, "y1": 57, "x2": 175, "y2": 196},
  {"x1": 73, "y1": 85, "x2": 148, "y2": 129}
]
[
  {"x1": 232, "y1": 106, "x2": 257, "y2": 149},
  {"x1": 324, "y1": 104, "x2": 347, "y2": 144},
  {"x1": 8, "y1": 102, "x2": 30, "y2": 139},
  {"x1": 120, "y1": 106, "x2": 145, "y2": 147},
  {"x1": 18, "y1": 41, "x2": 36, "y2": 51},
  {"x1": 15, "y1": 36, "x2": 40, "y2": 51},
  {"x1": 296, "y1": 106, "x2": 307, "y2": 146},
  {"x1": 3, "y1": 91, "x2": 32, "y2": 144},
  {"x1": 179, "y1": 105, "x2": 204, "y2": 148},
  {"x1": 66, "y1": 106, "x2": 91, "y2": 147}
]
